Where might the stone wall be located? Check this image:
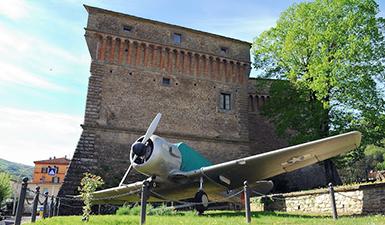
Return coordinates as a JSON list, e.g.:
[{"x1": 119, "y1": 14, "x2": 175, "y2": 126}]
[{"x1": 252, "y1": 182, "x2": 385, "y2": 215}]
